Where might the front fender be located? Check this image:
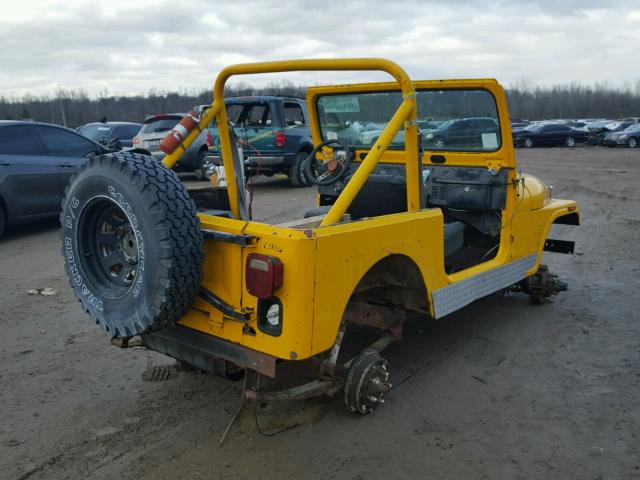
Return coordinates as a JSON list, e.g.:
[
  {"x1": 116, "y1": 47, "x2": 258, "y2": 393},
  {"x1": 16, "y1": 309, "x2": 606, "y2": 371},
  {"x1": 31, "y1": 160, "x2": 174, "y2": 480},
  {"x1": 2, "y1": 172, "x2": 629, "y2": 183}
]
[
  {"x1": 510, "y1": 198, "x2": 579, "y2": 274},
  {"x1": 536, "y1": 200, "x2": 579, "y2": 271}
]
